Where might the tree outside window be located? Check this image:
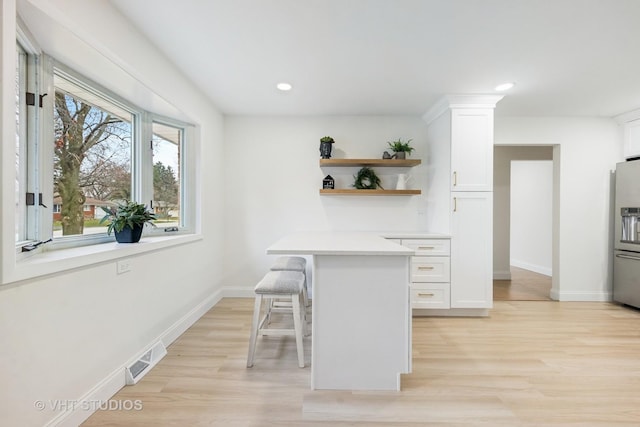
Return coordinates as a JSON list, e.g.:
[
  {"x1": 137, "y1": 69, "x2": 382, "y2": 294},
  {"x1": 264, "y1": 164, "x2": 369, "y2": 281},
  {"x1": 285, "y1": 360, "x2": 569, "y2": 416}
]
[{"x1": 53, "y1": 76, "x2": 132, "y2": 236}]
